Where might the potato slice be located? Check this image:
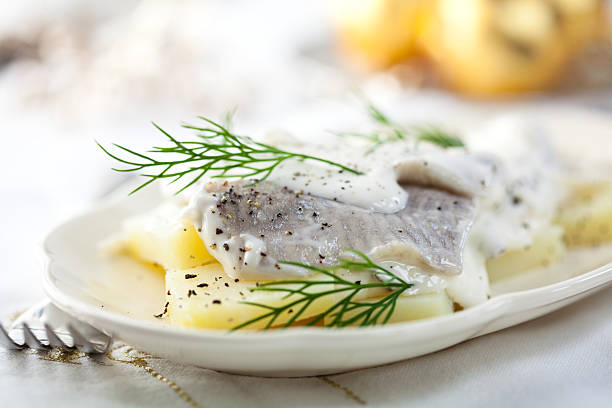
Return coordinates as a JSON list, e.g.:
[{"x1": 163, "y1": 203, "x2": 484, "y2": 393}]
[
  {"x1": 556, "y1": 184, "x2": 612, "y2": 247},
  {"x1": 122, "y1": 203, "x2": 215, "y2": 270},
  {"x1": 486, "y1": 225, "x2": 565, "y2": 283},
  {"x1": 323, "y1": 291, "x2": 453, "y2": 326},
  {"x1": 165, "y1": 263, "x2": 335, "y2": 330}
]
